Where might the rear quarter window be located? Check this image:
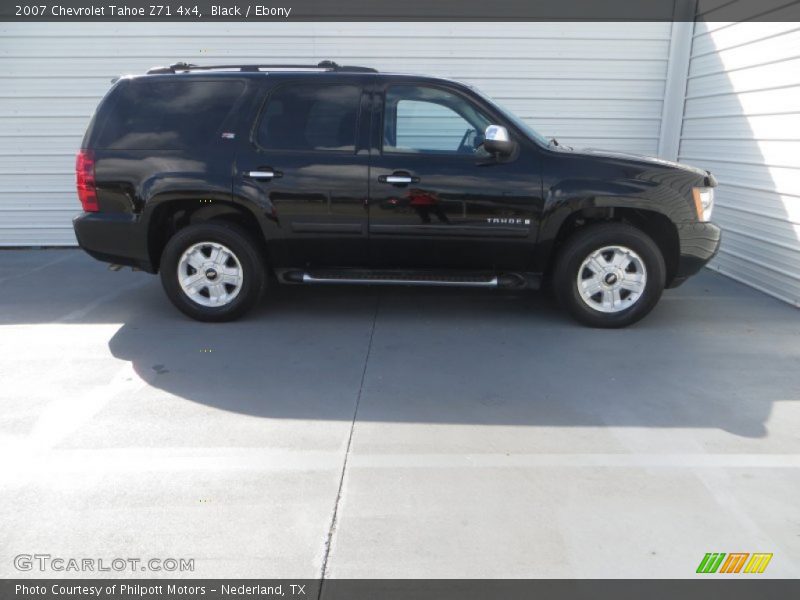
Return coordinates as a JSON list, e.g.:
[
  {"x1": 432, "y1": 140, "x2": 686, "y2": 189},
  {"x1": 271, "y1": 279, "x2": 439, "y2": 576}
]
[
  {"x1": 94, "y1": 79, "x2": 245, "y2": 150},
  {"x1": 255, "y1": 83, "x2": 361, "y2": 152}
]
